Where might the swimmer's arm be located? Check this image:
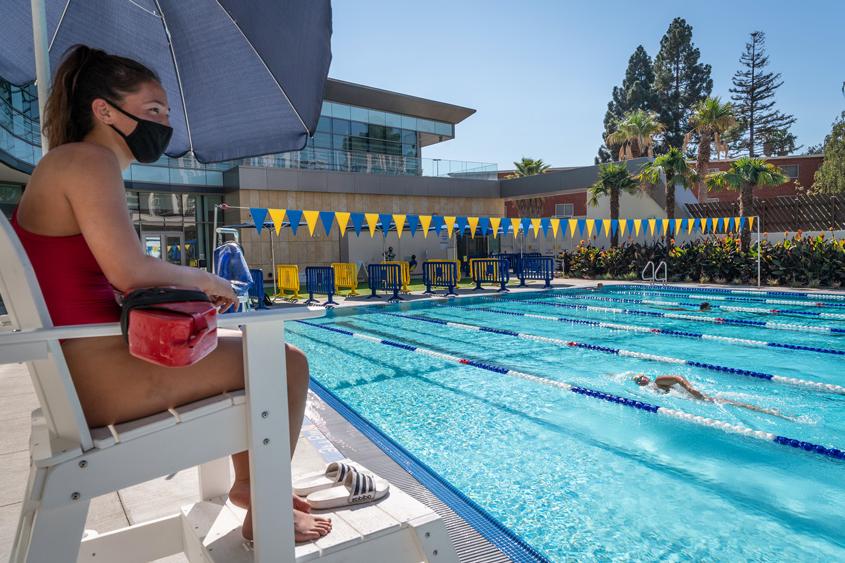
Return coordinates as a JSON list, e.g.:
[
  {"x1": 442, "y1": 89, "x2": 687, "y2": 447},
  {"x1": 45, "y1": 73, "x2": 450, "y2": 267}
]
[
  {"x1": 715, "y1": 399, "x2": 792, "y2": 420},
  {"x1": 655, "y1": 376, "x2": 708, "y2": 401}
]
